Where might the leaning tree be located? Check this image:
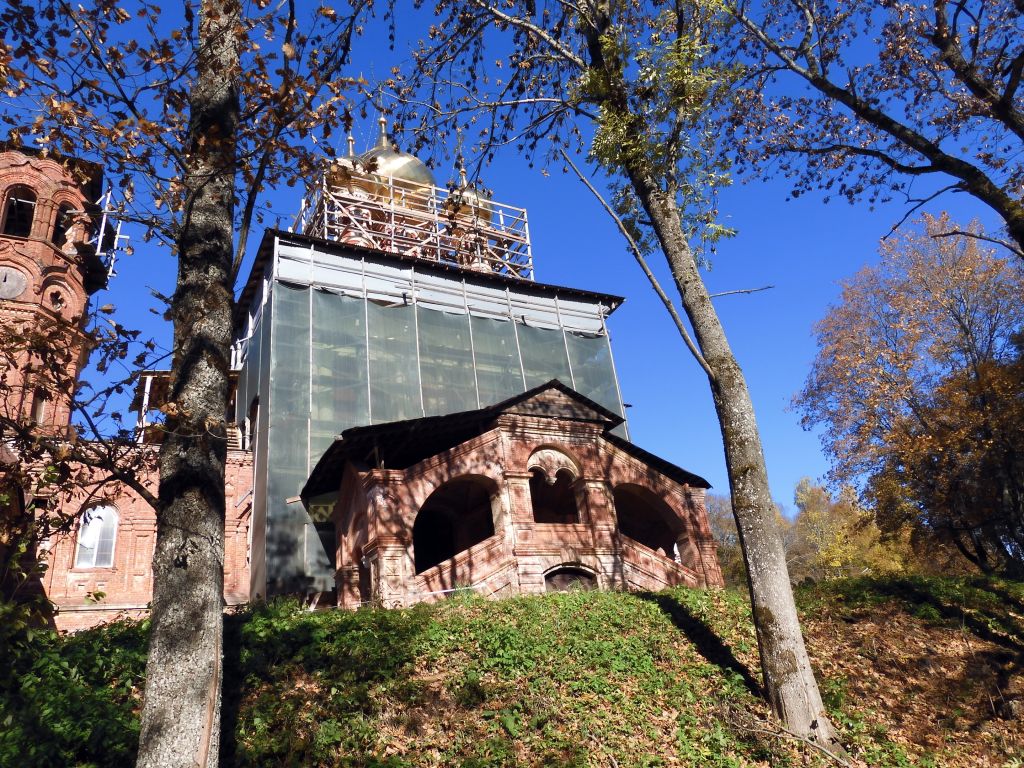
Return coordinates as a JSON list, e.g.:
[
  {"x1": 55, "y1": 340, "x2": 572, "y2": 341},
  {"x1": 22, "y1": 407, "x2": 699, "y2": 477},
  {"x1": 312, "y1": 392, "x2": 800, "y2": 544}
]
[{"x1": 376, "y1": 0, "x2": 841, "y2": 749}]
